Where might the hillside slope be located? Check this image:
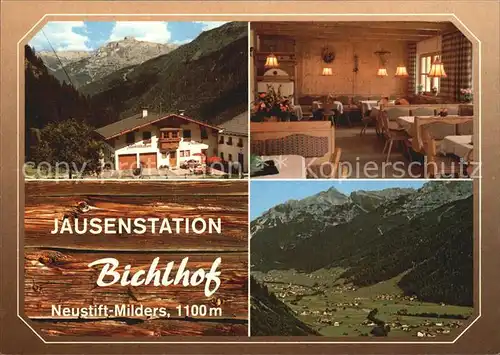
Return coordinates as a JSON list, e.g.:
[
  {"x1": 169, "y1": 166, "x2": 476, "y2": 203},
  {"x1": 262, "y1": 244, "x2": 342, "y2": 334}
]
[
  {"x1": 251, "y1": 181, "x2": 473, "y2": 306},
  {"x1": 84, "y1": 21, "x2": 248, "y2": 126},
  {"x1": 25, "y1": 46, "x2": 92, "y2": 158},
  {"x1": 250, "y1": 277, "x2": 319, "y2": 336}
]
